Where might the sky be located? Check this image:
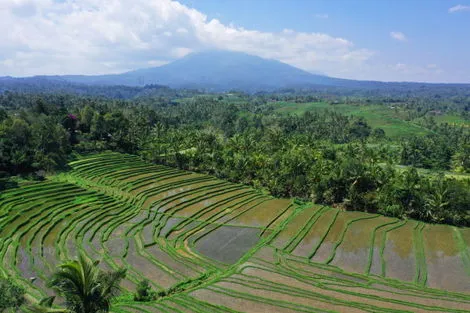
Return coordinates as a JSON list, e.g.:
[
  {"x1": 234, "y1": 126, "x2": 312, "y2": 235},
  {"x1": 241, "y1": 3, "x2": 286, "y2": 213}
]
[{"x1": 0, "y1": 0, "x2": 469, "y2": 83}]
